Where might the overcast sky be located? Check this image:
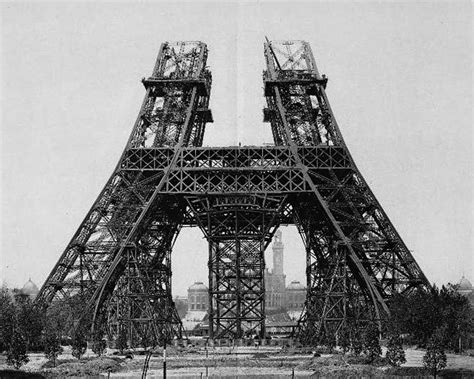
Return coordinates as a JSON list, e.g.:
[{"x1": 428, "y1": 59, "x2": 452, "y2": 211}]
[{"x1": 1, "y1": 1, "x2": 472, "y2": 296}]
